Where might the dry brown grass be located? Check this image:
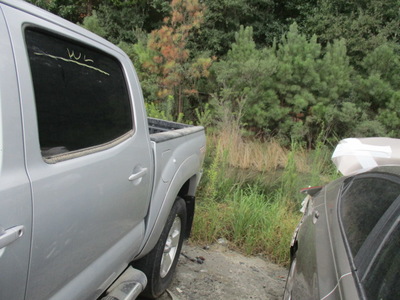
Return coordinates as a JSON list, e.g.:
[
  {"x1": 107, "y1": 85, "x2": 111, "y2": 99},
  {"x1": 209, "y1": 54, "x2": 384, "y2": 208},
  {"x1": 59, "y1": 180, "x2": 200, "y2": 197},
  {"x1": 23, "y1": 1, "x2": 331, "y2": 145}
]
[{"x1": 210, "y1": 127, "x2": 309, "y2": 173}]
